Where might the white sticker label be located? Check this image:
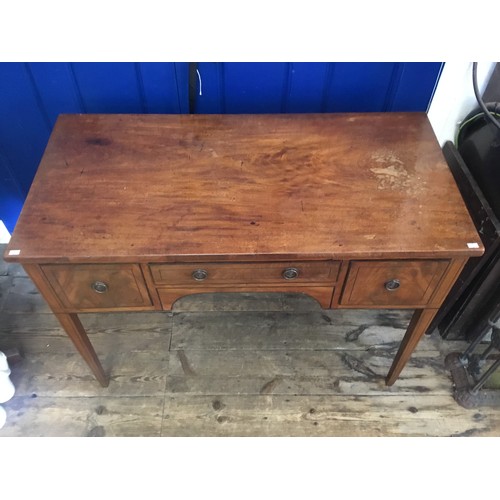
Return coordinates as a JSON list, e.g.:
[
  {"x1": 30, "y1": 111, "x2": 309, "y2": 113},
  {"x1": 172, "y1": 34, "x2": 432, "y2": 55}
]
[
  {"x1": 8, "y1": 249, "x2": 21, "y2": 255},
  {"x1": 467, "y1": 242, "x2": 480, "y2": 249}
]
